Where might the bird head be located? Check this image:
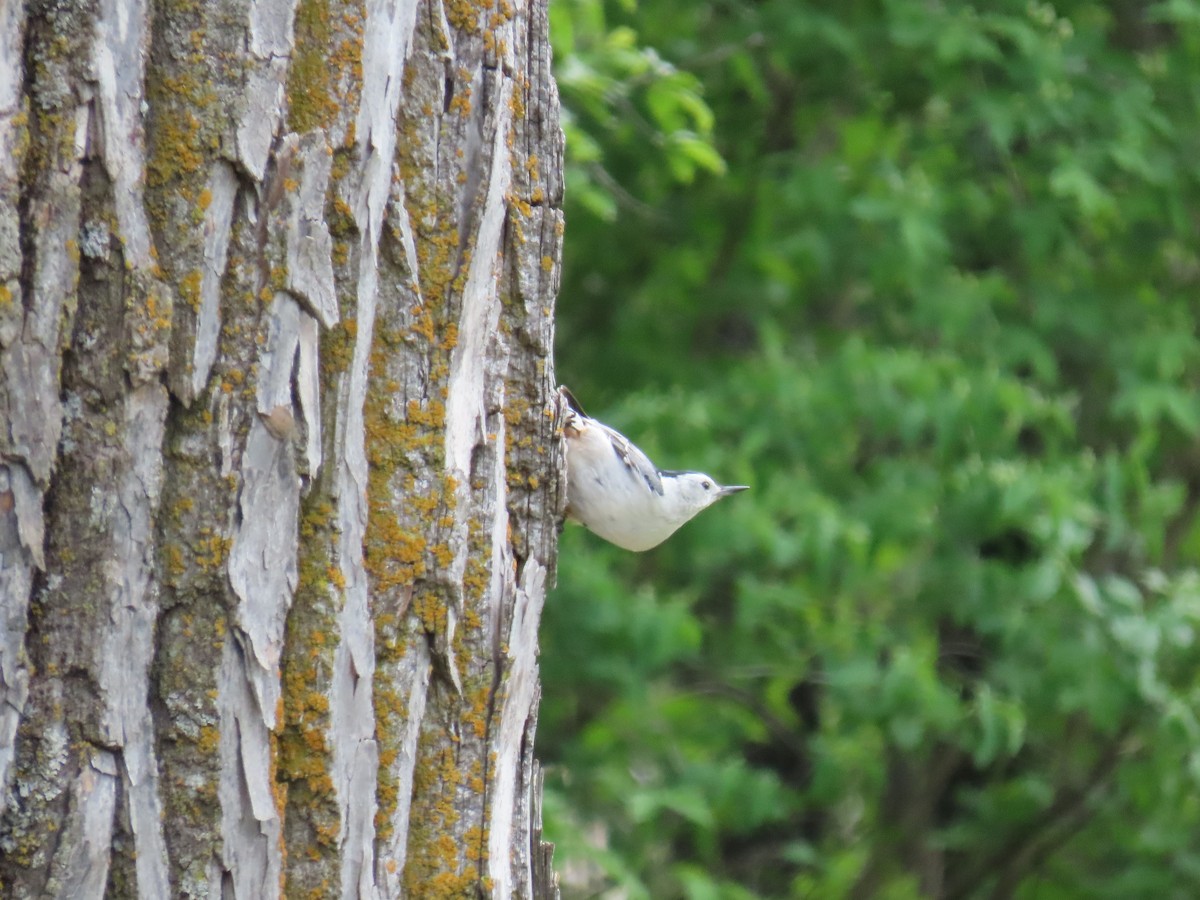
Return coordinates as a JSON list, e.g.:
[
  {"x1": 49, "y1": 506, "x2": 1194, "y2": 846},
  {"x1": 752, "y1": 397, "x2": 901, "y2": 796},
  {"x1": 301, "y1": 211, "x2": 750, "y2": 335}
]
[{"x1": 662, "y1": 471, "x2": 748, "y2": 522}]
